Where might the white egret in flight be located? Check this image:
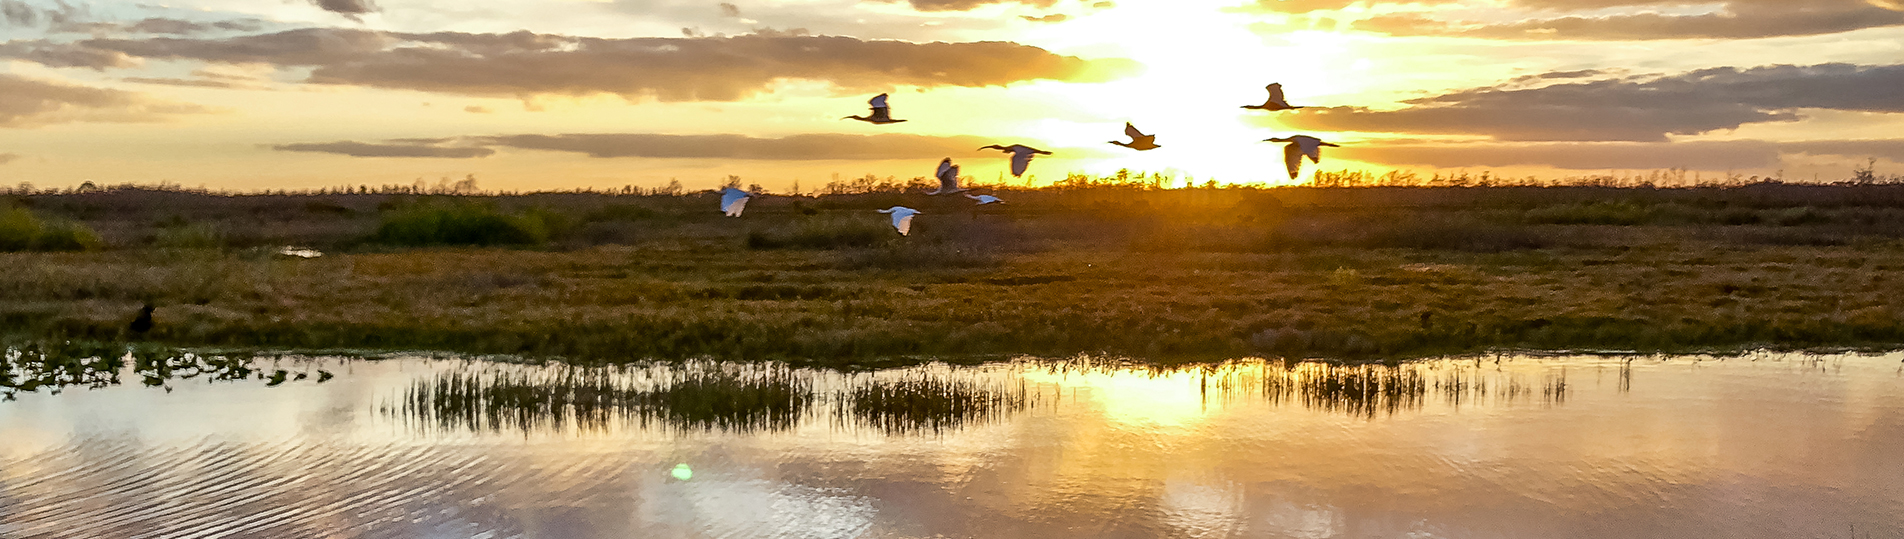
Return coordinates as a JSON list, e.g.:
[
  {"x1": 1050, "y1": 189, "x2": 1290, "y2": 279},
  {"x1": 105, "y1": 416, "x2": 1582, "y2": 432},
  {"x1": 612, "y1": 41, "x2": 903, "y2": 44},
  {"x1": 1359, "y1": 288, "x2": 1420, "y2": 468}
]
[
  {"x1": 1242, "y1": 83, "x2": 1306, "y2": 111},
  {"x1": 719, "y1": 187, "x2": 752, "y2": 217},
  {"x1": 877, "y1": 206, "x2": 921, "y2": 236},
  {"x1": 1109, "y1": 122, "x2": 1159, "y2": 151},
  {"x1": 966, "y1": 194, "x2": 1003, "y2": 205},
  {"x1": 1263, "y1": 135, "x2": 1340, "y2": 179},
  {"x1": 843, "y1": 93, "x2": 906, "y2": 124},
  {"x1": 927, "y1": 158, "x2": 968, "y2": 195},
  {"x1": 978, "y1": 144, "x2": 1052, "y2": 177}
]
